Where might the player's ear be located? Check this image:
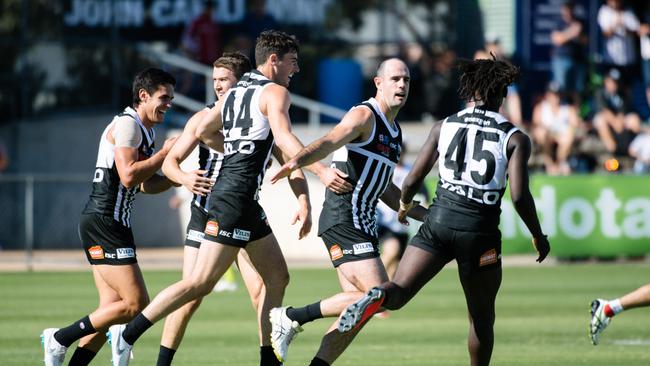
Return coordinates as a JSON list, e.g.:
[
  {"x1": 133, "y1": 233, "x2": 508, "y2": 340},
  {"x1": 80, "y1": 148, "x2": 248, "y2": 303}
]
[{"x1": 138, "y1": 88, "x2": 149, "y2": 103}]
